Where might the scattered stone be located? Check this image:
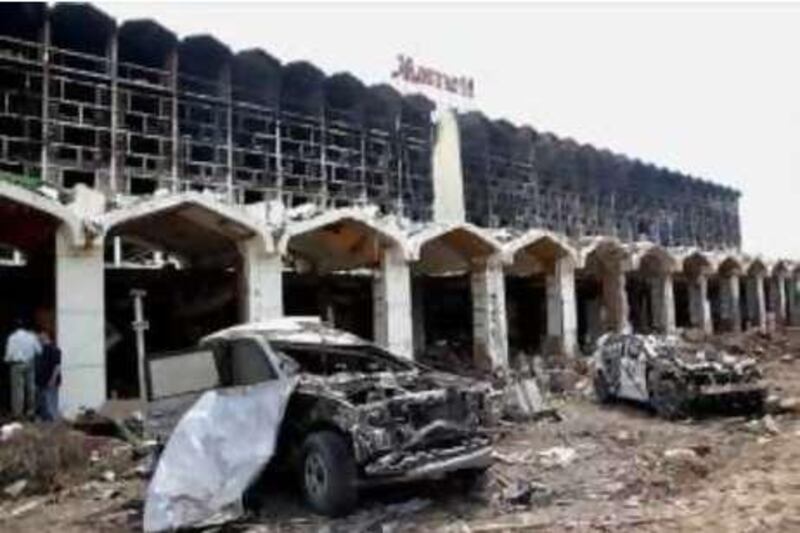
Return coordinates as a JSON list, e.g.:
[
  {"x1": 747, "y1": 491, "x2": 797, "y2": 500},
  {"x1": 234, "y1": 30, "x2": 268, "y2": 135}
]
[
  {"x1": 7, "y1": 498, "x2": 42, "y2": 518},
  {"x1": 613, "y1": 430, "x2": 636, "y2": 445},
  {"x1": 0, "y1": 422, "x2": 23, "y2": 442},
  {"x1": 537, "y1": 446, "x2": 577, "y2": 468},
  {"x1": 504, "y1": 377, "x2": 560, "y2": 421},
  {"x1": 766, "y1": 394, "x2": 783, "y2": 414},
  {"x1": 777, "y1": 397, "x2": 800, "y2": 414},
  {"x1": 763, "y1": 415, "x2": 781, "y2": 435},
  {"x1": 101, "y1": 470, "x2": 116, "y2": 482},
  {"x1": 95, "y1": 487, "x2": 120, "y2": 501},
  {"x1": 502, "y1": 480, "x2": 551, "y2": 506},
  {"x1": 780, "y1": 354, "x2": 794, "y2": 363},
  {"x1": 663, "y1": 448, "x2": 708, "y2": 475},
  {"x1": 664, "y1": 448, "x2": 699, "y2": 462},
  {"x1": 624, "y1": 496, "x2": 640, "y2": 508},
  {"x1": 3, "y1": 479, "x2": 28, "y2": 498}
]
